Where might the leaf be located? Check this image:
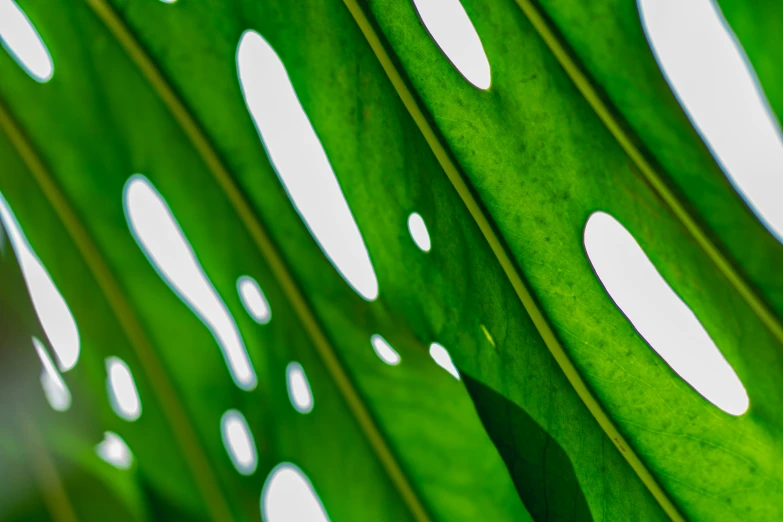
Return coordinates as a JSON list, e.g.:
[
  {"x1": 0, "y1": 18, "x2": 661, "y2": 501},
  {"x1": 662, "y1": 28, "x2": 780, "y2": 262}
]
[
  {"x1": 1, "y1": 0, "x2": 781, "y2": 521},
  {"x1": 716, "y1": 0, "x2": 783, "y2": 128},
  {"x1": 358, "y1": 0, "x2": 783, "y2": 520},
  {"x1": 1, "y1": 215, "x2": 149, "y2": 522},
  {"x1": 0, "y1": 1, "x2": 530, "y2": 521},
  {"x1": 463, "y1": 375, "x2": 594, "y2": 522}
]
